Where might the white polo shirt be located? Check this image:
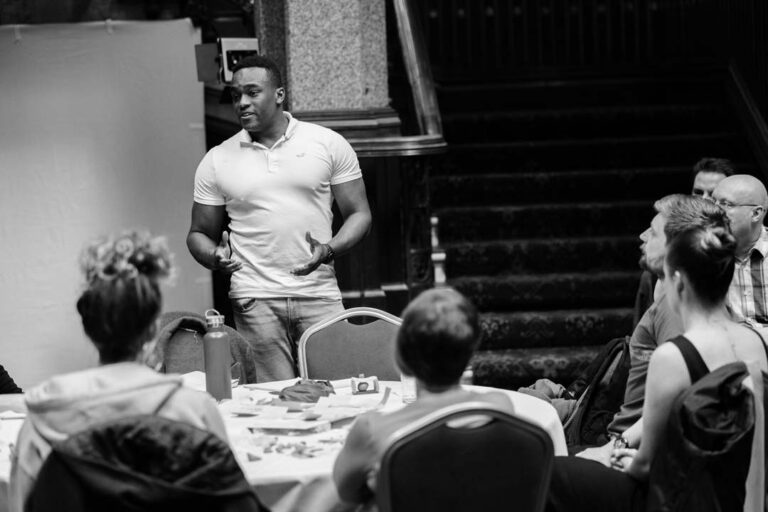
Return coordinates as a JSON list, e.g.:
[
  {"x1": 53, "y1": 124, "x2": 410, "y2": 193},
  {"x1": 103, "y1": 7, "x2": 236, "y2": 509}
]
[{"x1": 193, "y1": 113, "x2": 362, "y2": 300}]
